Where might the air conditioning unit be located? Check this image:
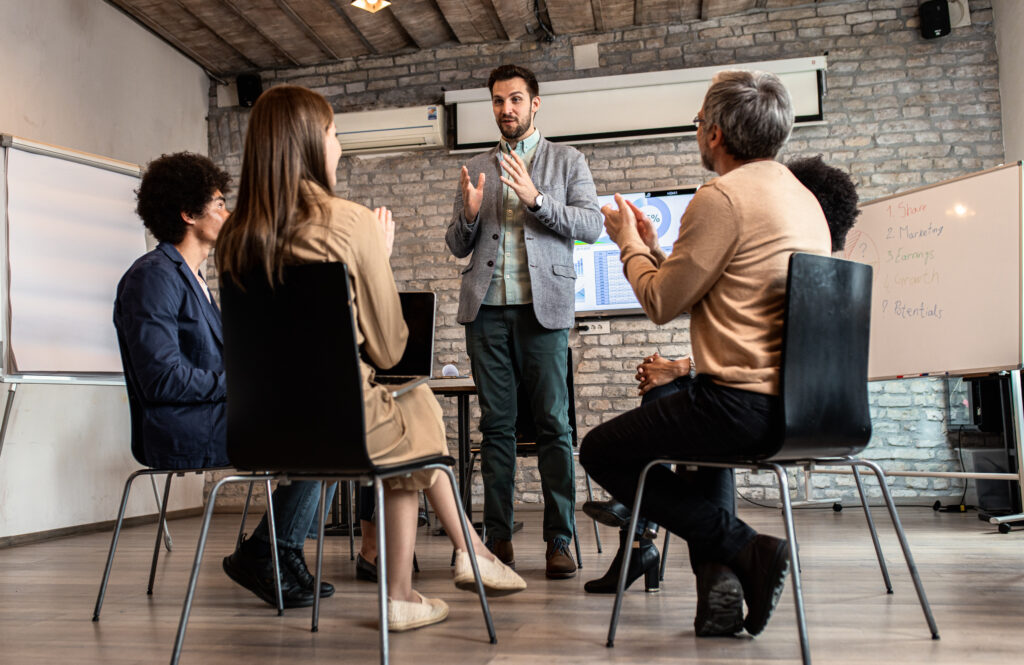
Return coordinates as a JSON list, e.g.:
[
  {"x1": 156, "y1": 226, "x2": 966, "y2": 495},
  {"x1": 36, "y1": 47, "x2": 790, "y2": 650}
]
[{"x1": 334, "y1": 105, "x2": 445, "y2": 154}]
